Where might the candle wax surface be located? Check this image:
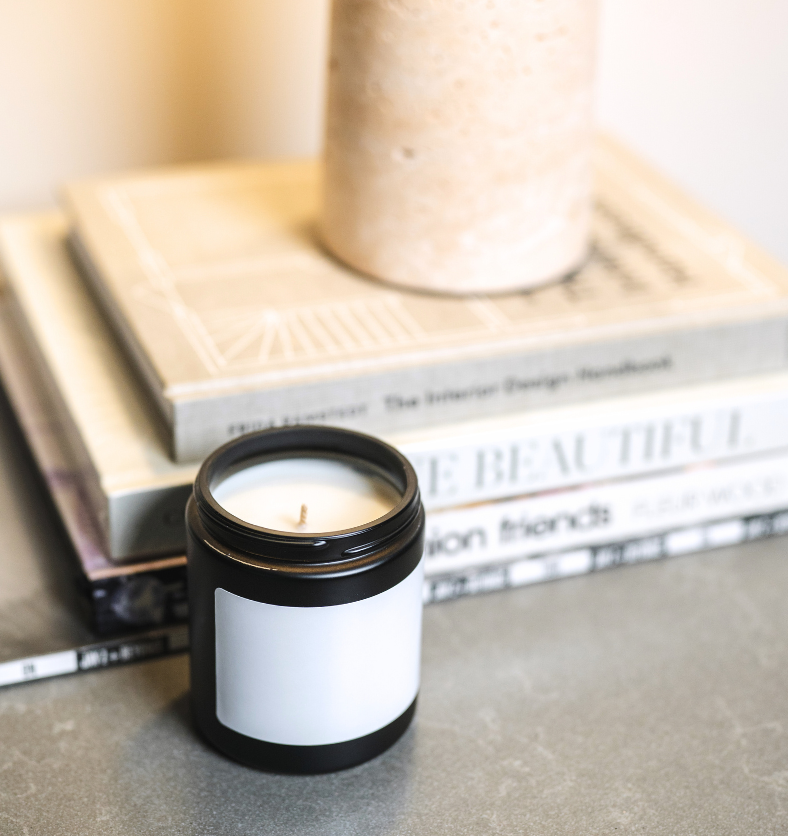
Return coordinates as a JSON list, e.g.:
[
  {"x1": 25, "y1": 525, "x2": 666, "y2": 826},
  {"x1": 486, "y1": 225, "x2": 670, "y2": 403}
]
[{"x1": 212, "y1": 457, "x2": 402, "y2": 533}]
